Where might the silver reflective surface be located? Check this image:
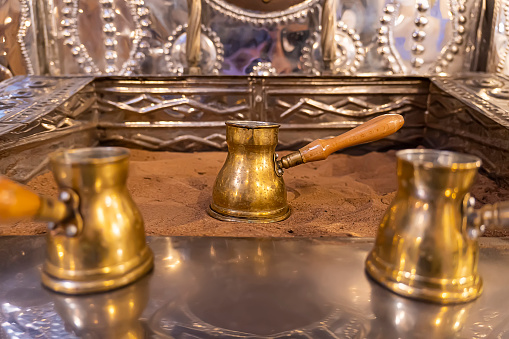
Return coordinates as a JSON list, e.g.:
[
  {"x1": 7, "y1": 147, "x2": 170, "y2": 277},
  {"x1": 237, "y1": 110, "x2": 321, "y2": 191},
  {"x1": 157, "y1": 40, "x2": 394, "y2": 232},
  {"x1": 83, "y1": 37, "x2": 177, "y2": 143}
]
[
  {"x1": 1, "y1": 236, "x2": 509, "y2": 338},
  {"x1": 0, "y1": 0, "x2": 487, "y2": 77}
]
